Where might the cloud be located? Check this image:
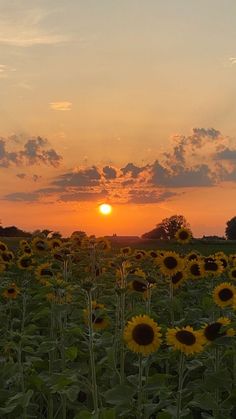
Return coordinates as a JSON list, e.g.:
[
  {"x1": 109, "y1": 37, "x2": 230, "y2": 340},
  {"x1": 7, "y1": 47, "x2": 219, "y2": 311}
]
[
  {"x1": 229, "y1": 57, "x2": 236, "y2": 65},
  {"x1": 215, "y1": 147, "x2": 236, "y2": 160},
  {"x1": 50, "y1": 102, "x2": 72, "y2": 111},
  {"x1": 103, "y1": 166, "x2": 117, "y2": 180},
  {"x1": 16, "y1": 173, "x2": 26, "y2": 179},
  {"x1": 0, "y1": 7, "x2": 70, "y2": 48},
  {"x1": 4, "y1": 192, "x2": 39, "y2": 202},
  {"x1": 128, "y1": 190, "x2": 177, "y2": 204},
  {"x1": 0, "y1": 135, "x2": 62, "y2": 168},
  {"x1": 4, "y1": 127, "x2": 236, "y2": 205},
  {"x1": 0, "y1": 64, "x2": 16, "y2": 78}
]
